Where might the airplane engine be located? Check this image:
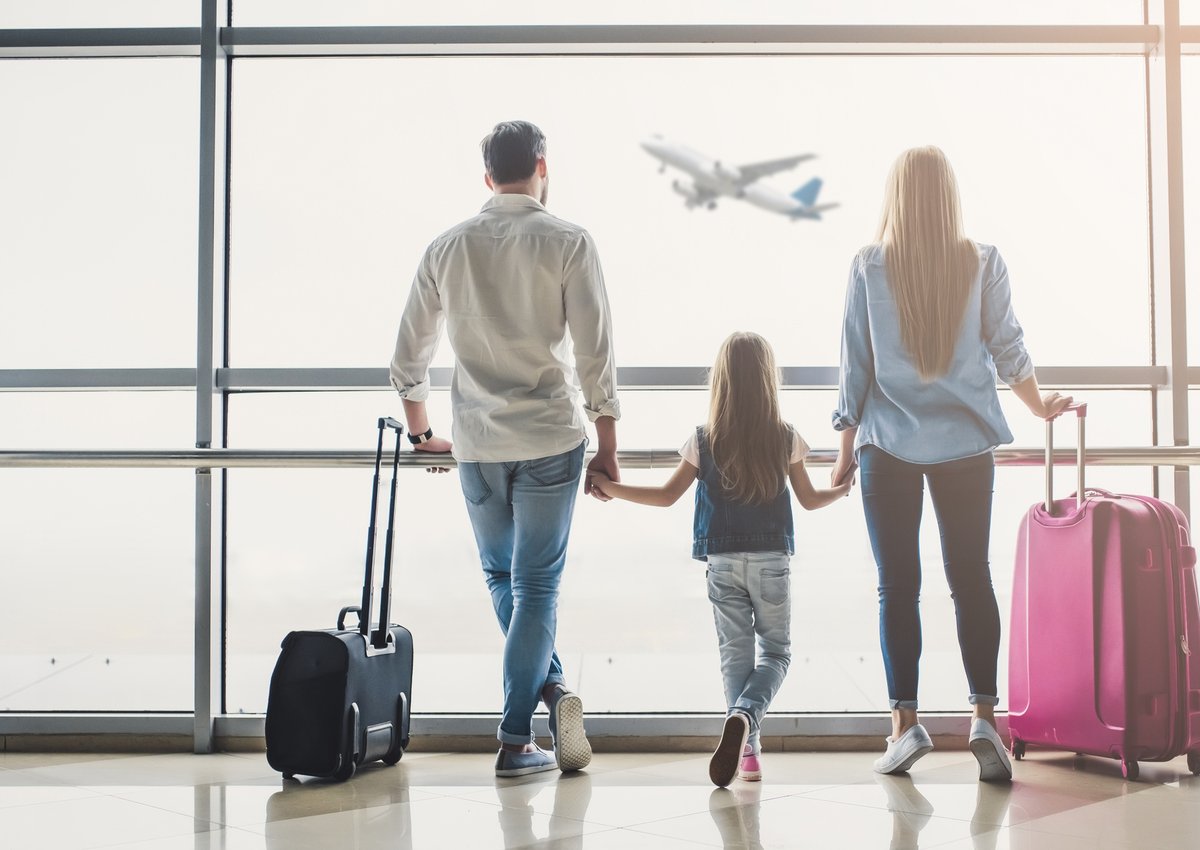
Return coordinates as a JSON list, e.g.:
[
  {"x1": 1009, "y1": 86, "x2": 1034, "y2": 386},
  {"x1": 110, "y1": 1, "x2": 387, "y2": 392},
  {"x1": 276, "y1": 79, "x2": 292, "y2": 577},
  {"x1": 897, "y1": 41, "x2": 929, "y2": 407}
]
[
  {"x1": 671, "y1": 180, "x2": 701, "y2": 202},
  {"x1": 713, "y1": 161, "x2": 742, "y2": 182}
]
